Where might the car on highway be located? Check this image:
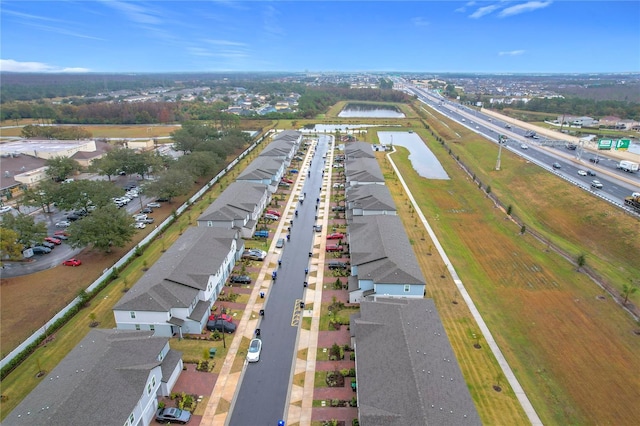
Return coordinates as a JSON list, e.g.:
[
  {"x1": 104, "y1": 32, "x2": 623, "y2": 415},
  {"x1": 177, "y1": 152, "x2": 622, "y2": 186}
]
[
  {"x1": 587, "y1": 170, "x2": 597, "y2": 176},
  {"x1": 55, "y1": 221, "x2": 71, "y2": 228},
  {"x1": 520, "y1": 144, "x2": 528, "y2": 150},
  {"x1": 327, "y1": 232, "x2": 345, "y2": 240},
  {"x1": 206, "y1": 318, "x2": 237, "y2": 333},
  {"x1": 45, "y1": 237, "x2": 62, "y2": 245},
  {"x1": 155, "y1": 407, "x2": 192, "y2": 424},
  {"x1": 62, "y1": 258, "x2": 82, "y2": 267},
  {"x1": 247, "y1": 338, "x2": 262, "y2": 363},
  {"x1": 577, "y1": 170, "x2": 587, "y2": 176},
  {"x1": 146, "y1": 202, "x2": 161, "y2": 208},
  {"x1": 552, "y1": 162, "x2": 562, "y2": 169},
  {"x1": 591, "y1": 180, "x2": 603, "y2": 189},
  {"x1": 276, "y1": 238, "x2": 285, "y2": 248},
  {"x1": 589, "y1": 157, "x2": 600, "y2": 164},
  {"x1": 229, "y1": 275, "x2": 252, "y2": 284}
]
